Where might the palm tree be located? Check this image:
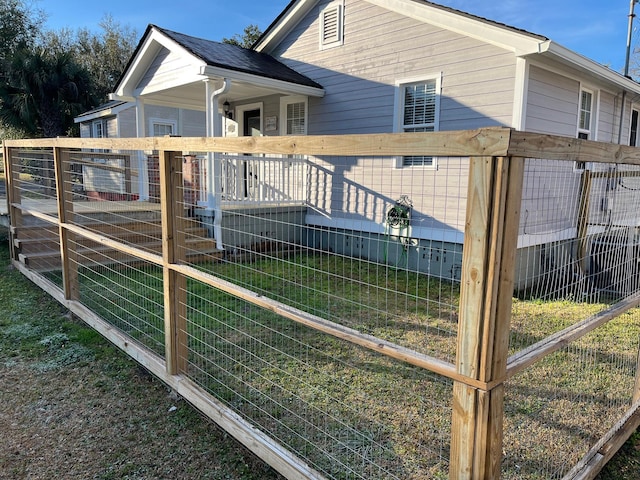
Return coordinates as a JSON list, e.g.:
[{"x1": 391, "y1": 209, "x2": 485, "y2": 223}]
[{"x1": 0, "y1": 47, "x2": 94, "y2": 138}]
